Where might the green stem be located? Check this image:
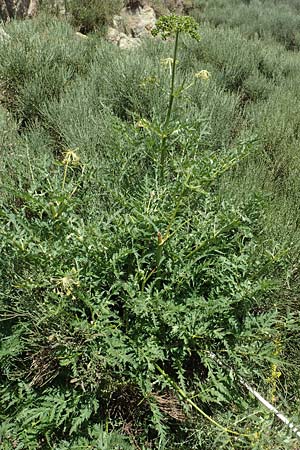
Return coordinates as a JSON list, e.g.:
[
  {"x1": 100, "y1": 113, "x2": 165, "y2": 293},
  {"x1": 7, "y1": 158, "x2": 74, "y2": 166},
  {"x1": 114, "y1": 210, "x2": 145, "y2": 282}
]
[
  {"x1": 155, "y1": 174, "x2": 189, "y2": 278},
  {"x1": 159, "y1": 30, "x2": 179, "y2": 183},
  {"x1": 155, "y1": 232, "x2": 163, "y2": 270},
  {"x1": 155, "y1": 364, "x2": 252, "y2": 438},
  {"x1": 165, "y1": 30, "x2": 179, "y2": 128},
  {"x1": 62, "y1": 161, "x2": 69, "y2": 190},
  {"x1": 159, "y1": 136, "x2": 167, "y2": 183}
]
